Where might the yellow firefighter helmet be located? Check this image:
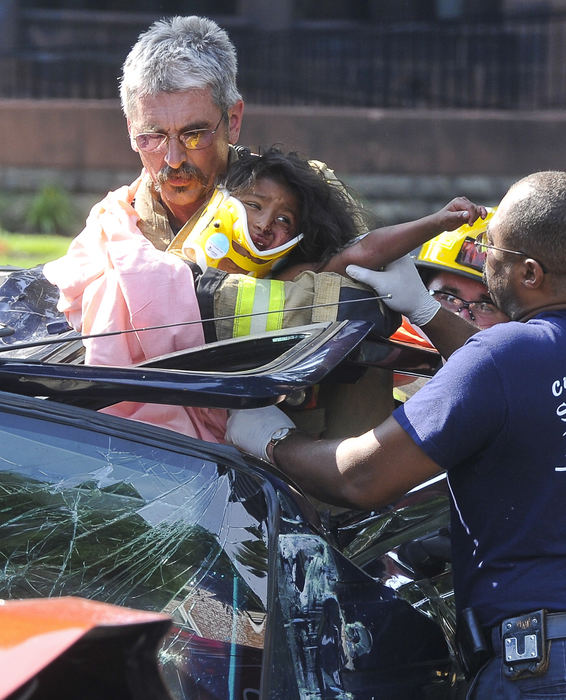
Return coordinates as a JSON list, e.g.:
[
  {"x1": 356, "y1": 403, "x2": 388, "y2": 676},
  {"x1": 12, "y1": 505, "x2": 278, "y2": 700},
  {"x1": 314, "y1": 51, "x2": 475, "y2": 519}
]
[{"x1": 415, "y1": 207, "x2": 496, "y2": 280}]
